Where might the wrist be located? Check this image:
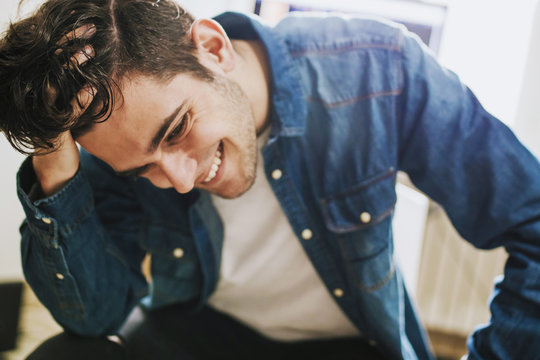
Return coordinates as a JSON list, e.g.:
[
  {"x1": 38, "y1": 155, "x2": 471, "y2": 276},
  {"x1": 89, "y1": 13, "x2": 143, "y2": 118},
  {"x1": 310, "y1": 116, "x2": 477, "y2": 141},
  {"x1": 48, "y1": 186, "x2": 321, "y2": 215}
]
[{"x1": 32, "y1": 154, "x2": 79, "y2": 197}]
